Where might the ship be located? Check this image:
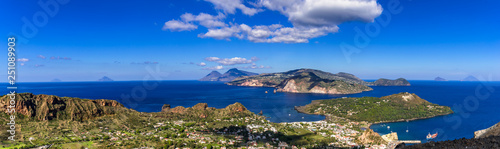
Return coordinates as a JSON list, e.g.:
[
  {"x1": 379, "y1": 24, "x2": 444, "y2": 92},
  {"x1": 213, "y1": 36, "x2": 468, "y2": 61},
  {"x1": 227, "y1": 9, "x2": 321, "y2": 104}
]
[{"x1": 426, "y1": 132, "x2": 438, "y2": 140}]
